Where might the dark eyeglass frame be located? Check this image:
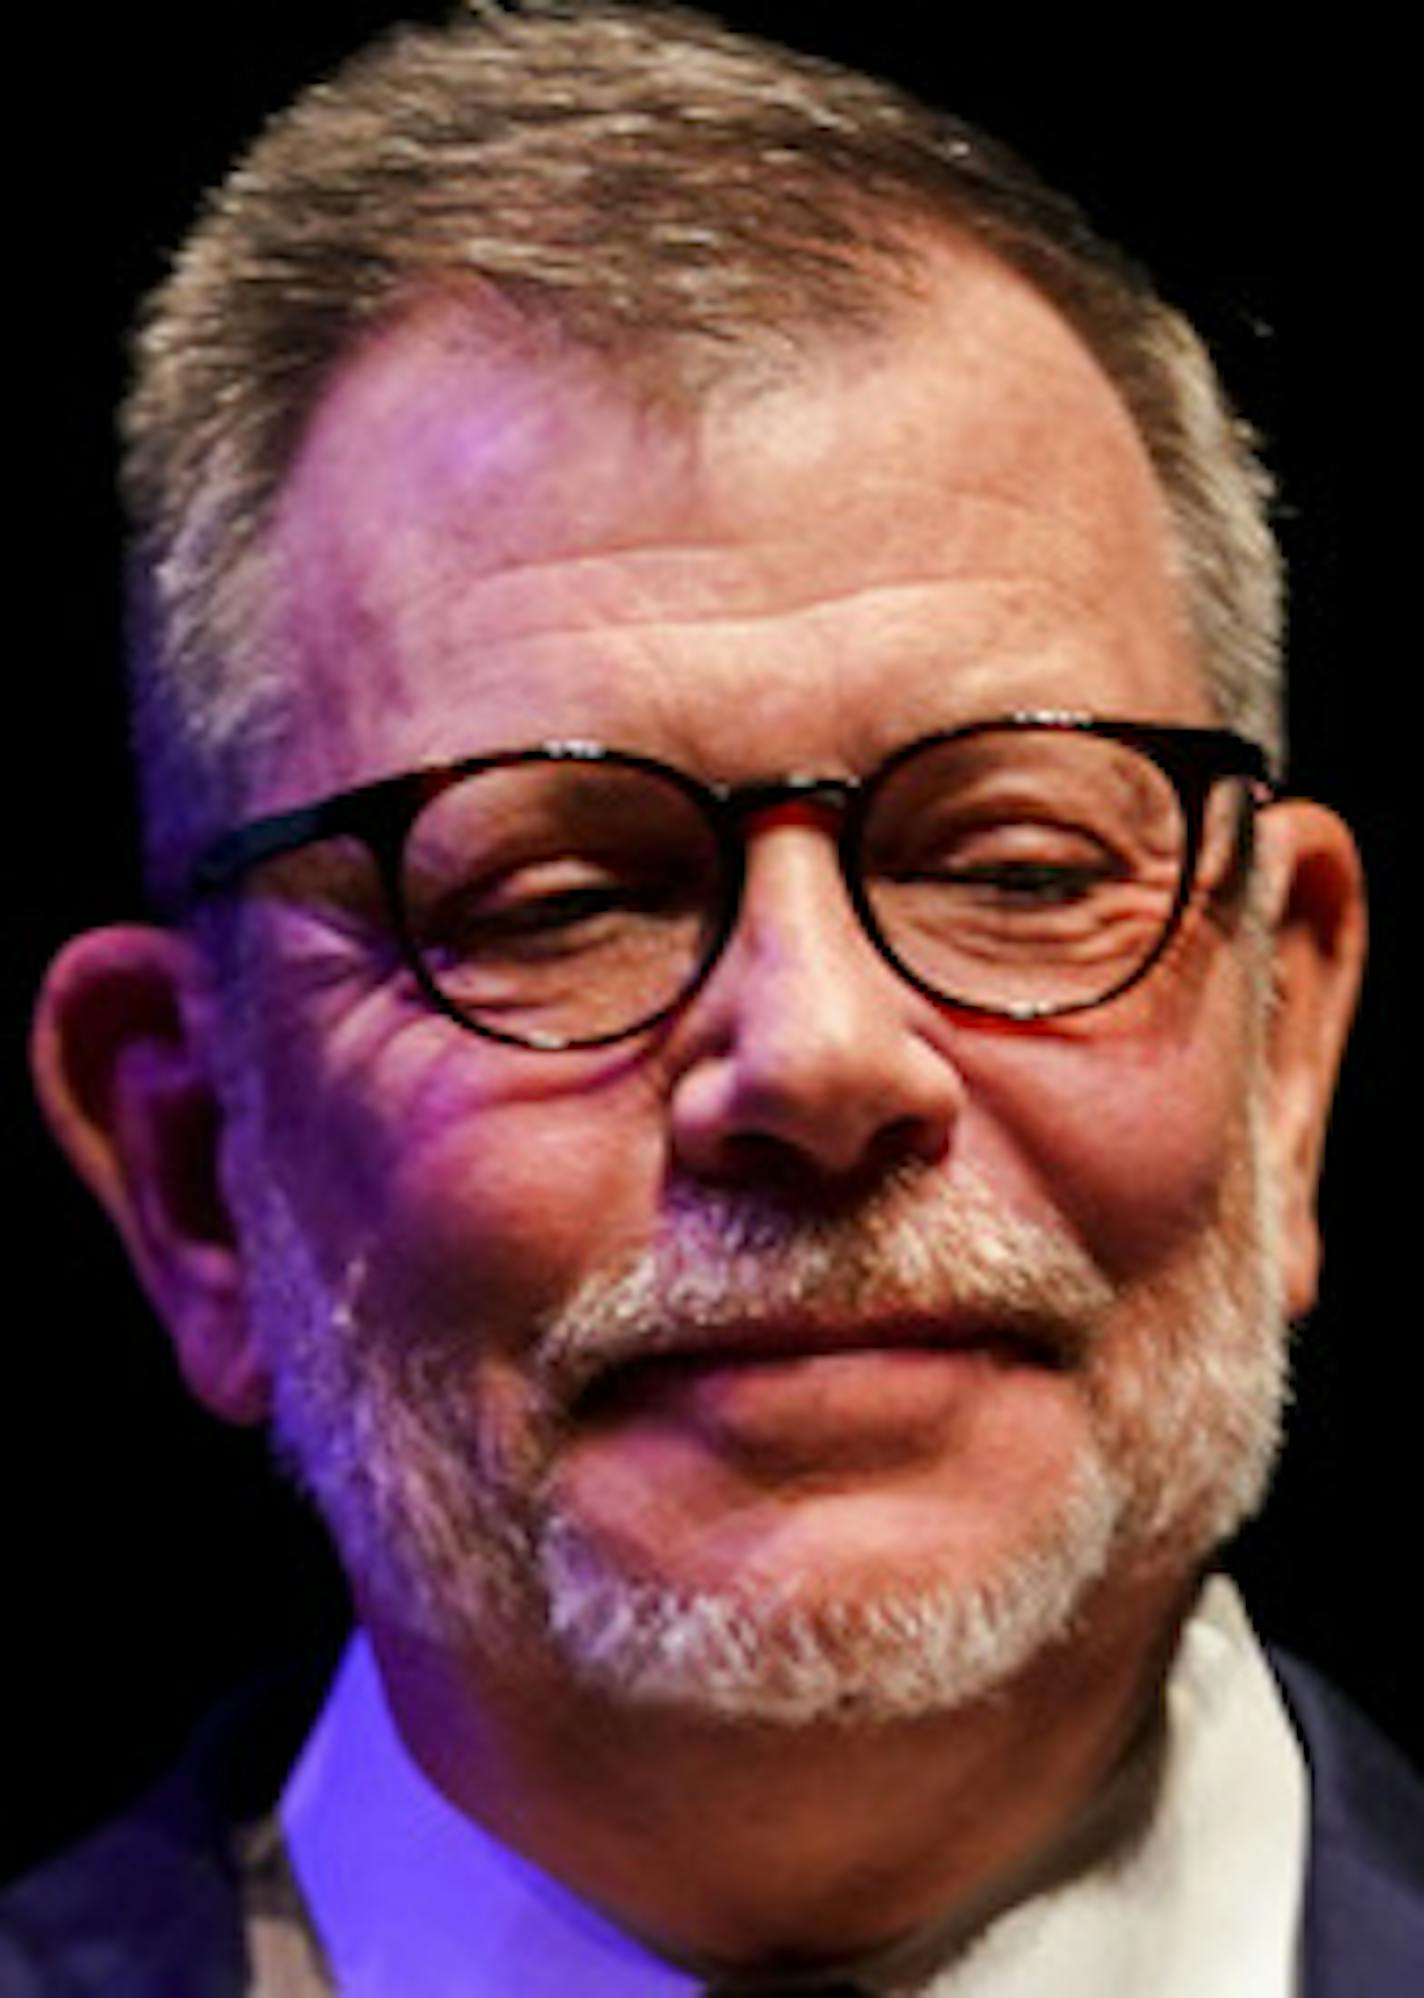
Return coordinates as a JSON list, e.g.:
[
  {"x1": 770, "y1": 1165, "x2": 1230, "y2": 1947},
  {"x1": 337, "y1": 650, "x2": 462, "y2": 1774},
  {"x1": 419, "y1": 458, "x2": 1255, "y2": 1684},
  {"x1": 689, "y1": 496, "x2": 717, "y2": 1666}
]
[{"x1": 188, "y1": 712, "x2": 1276, "y2": 1049}]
